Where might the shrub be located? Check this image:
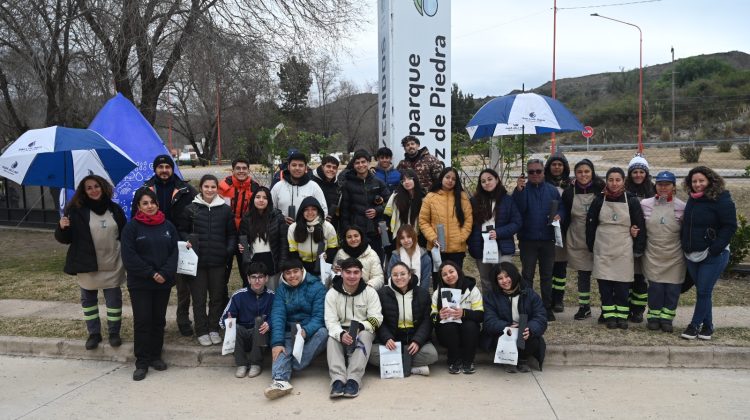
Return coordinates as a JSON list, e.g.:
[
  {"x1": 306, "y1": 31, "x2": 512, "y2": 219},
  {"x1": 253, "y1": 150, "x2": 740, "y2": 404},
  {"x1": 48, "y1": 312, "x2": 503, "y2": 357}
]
[
  {"x1": 660, "y1": 127, "x2": 671, "y2": 141},
  {"x1": 739, "y1": 143, "x2": 750, "y2": 160},
  {"x1": 680, "y1": 146, "x2": 702, "y2": 163},
  {"x1": 728, "y1": 214, "x2": 750, "y2": 271},
  {"x1": 717, "y1": 140, "x2": 732, "y2": 152}
]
